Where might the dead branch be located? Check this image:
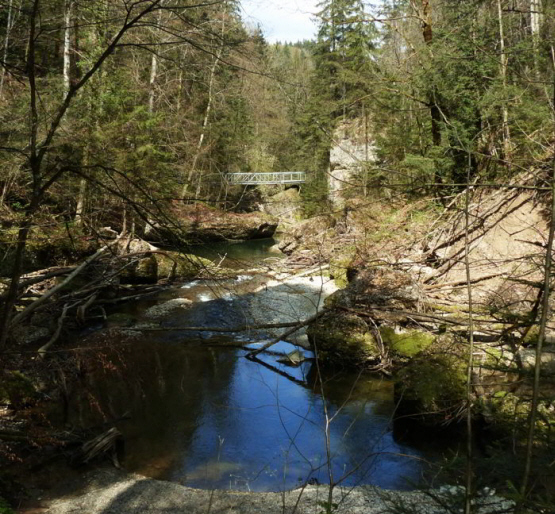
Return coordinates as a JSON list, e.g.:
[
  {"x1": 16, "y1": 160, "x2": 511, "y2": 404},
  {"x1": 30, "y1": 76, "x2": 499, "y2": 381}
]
[
  {"x1": 10, "y1": 239, "x2": 119, "y2": 327},
  {"x1": 38, "y1": 303, "x2": 70, "y2": 357},
  {"x1": 247, "y1": 310, "x2": 327, "y2": 357},
  {"x1": 424, "y1": 272, "x2": 506, "y2": 290},
  {"x1": 71, "y1": 427, "x2": 122, "y2": 466},
  {"x1": 76, "y1": 293, "x2": 99, "y2": 323},
  {"x1": 244, "y1": 354, "x2": 308, "y2": 386}
]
